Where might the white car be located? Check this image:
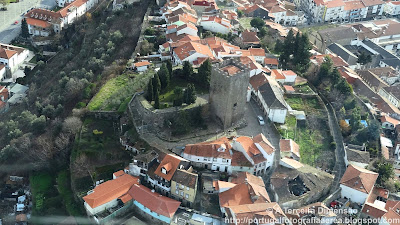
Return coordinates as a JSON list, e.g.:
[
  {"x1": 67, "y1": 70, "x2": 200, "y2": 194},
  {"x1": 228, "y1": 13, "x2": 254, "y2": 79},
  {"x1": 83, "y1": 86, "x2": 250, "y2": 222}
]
[{"x1": 257, "y1": 115, "x2": 265, "y2": 125}]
